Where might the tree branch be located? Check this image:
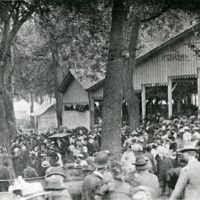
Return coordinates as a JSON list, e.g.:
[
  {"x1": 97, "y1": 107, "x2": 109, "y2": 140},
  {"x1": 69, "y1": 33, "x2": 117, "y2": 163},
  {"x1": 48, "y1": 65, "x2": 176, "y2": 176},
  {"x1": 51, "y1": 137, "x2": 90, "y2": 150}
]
[{"x1": 141, "y1": 4, "x2": 171, "y2": 23}]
